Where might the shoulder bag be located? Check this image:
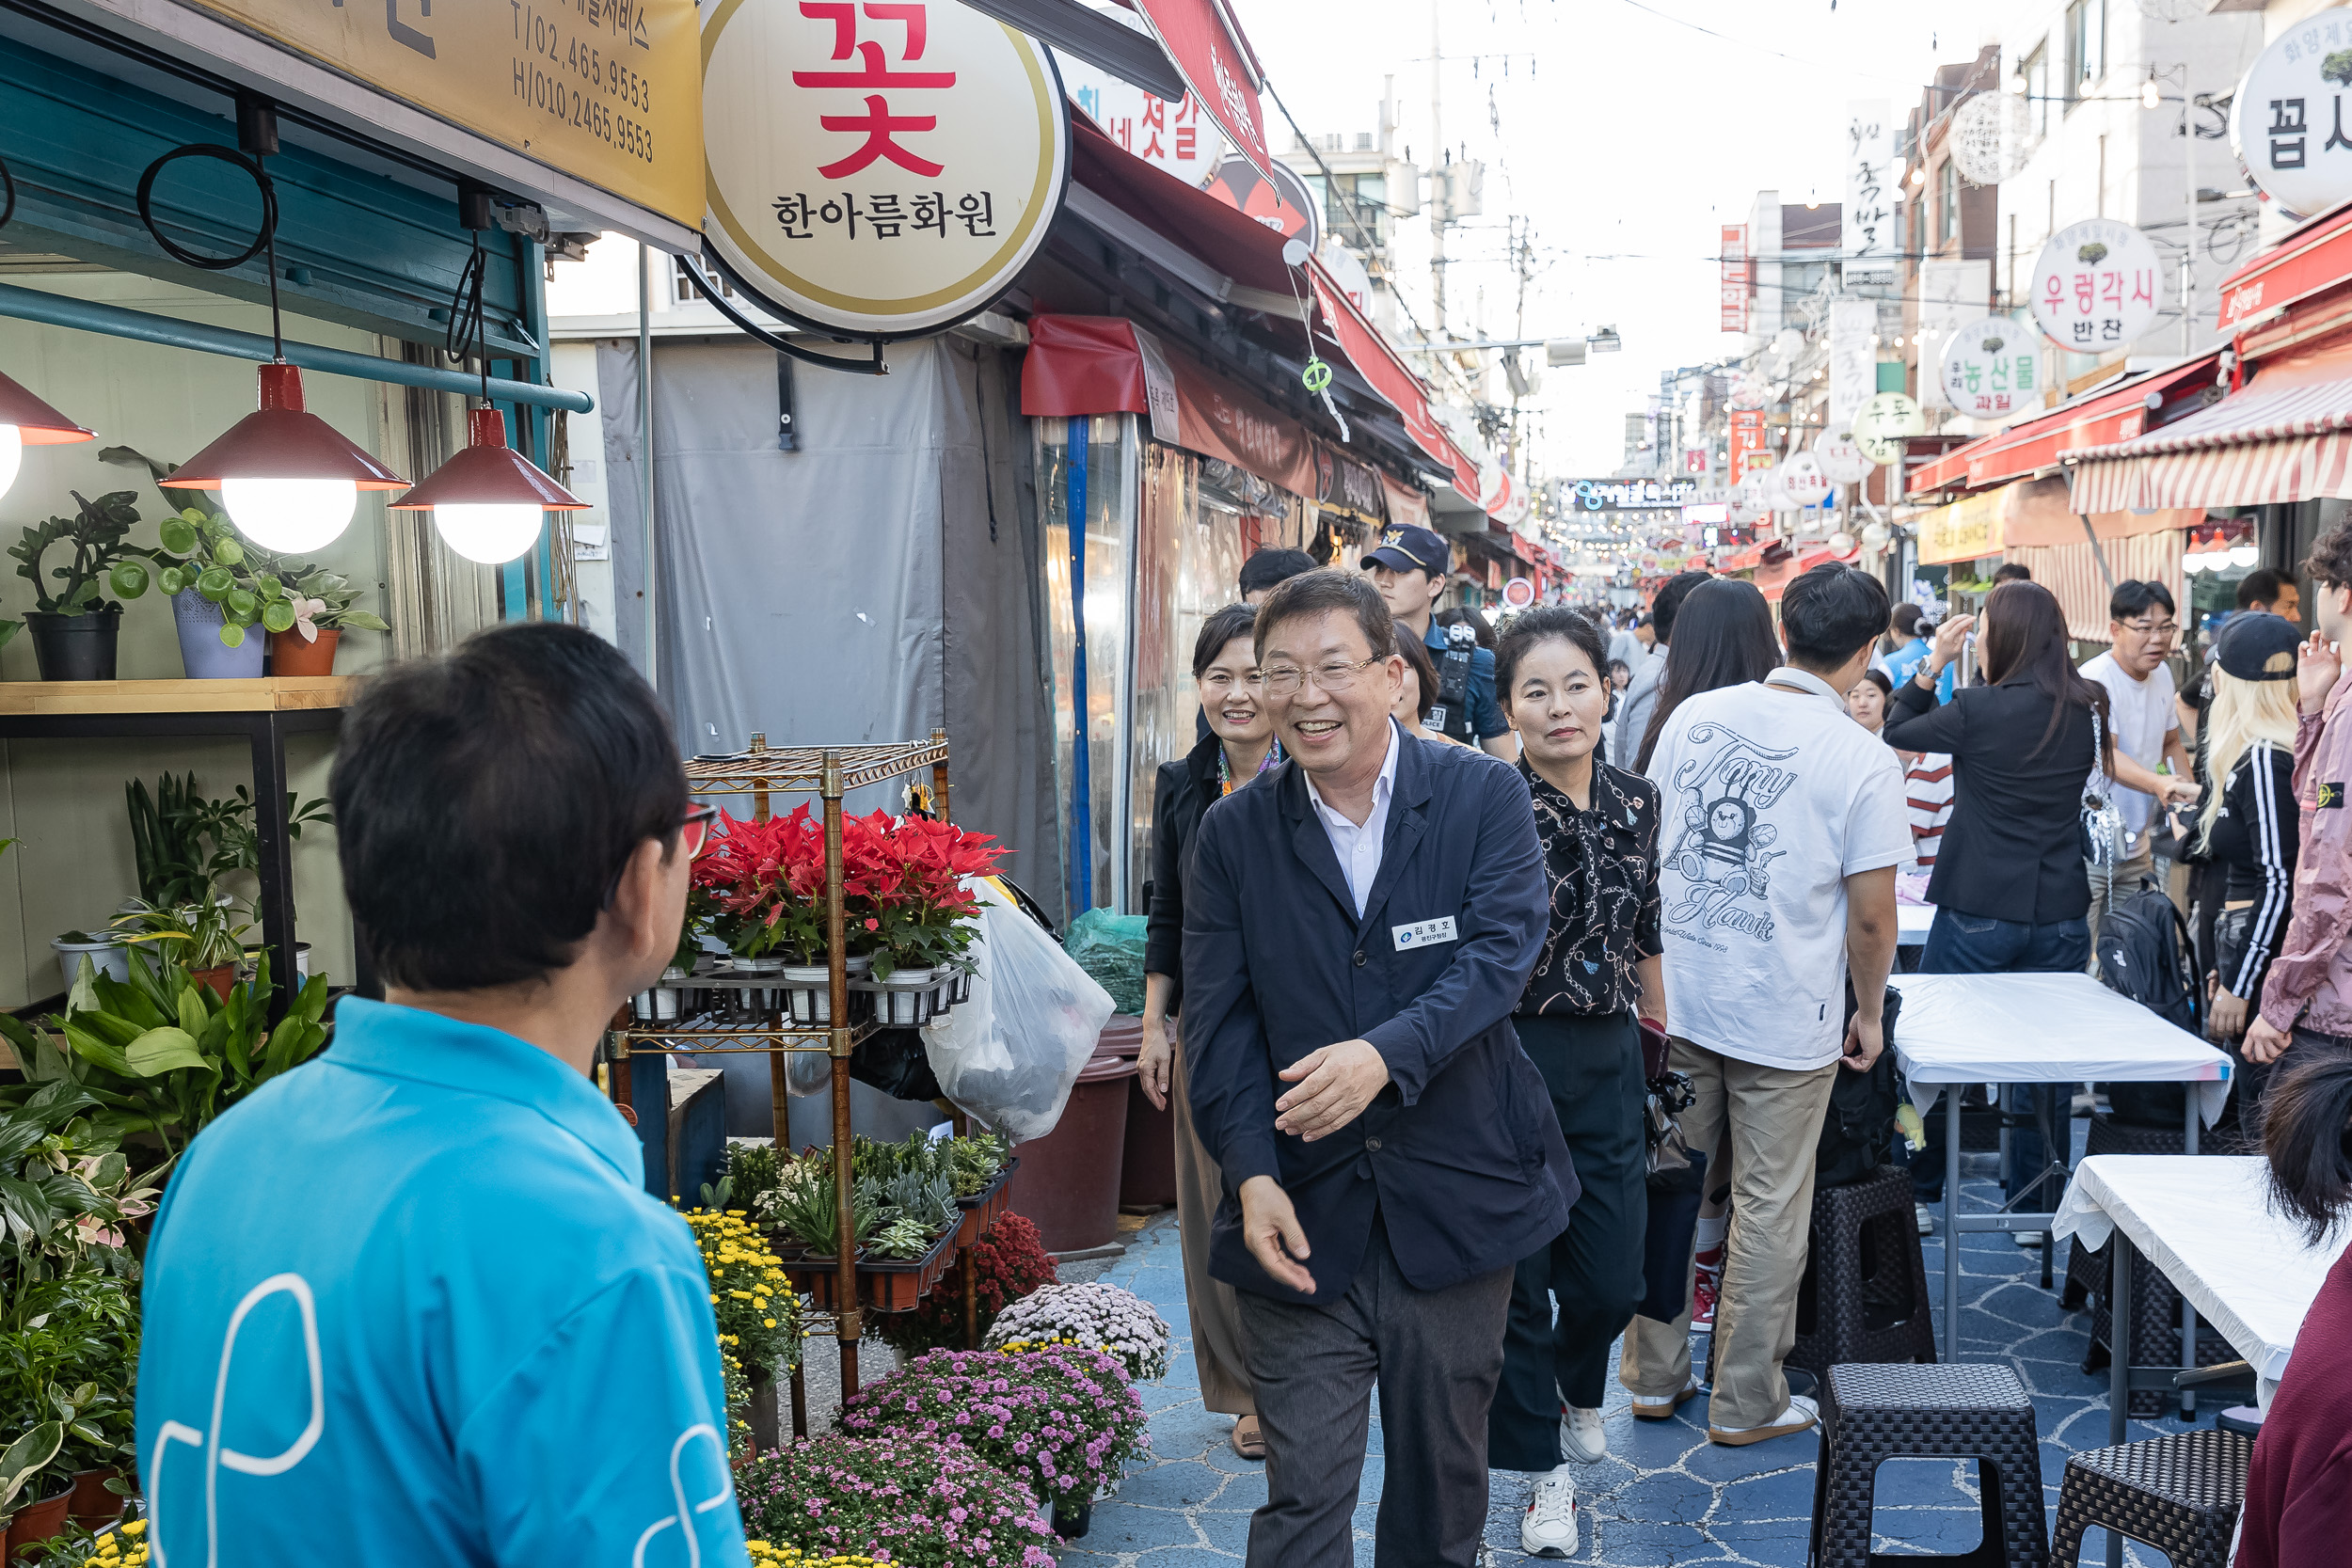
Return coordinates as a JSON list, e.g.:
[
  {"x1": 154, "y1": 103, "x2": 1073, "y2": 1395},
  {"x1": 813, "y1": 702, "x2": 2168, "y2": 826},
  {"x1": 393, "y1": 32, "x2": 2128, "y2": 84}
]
[{"x1": 2079, "y1": 705, "x2": 2129, "y2": 901}]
